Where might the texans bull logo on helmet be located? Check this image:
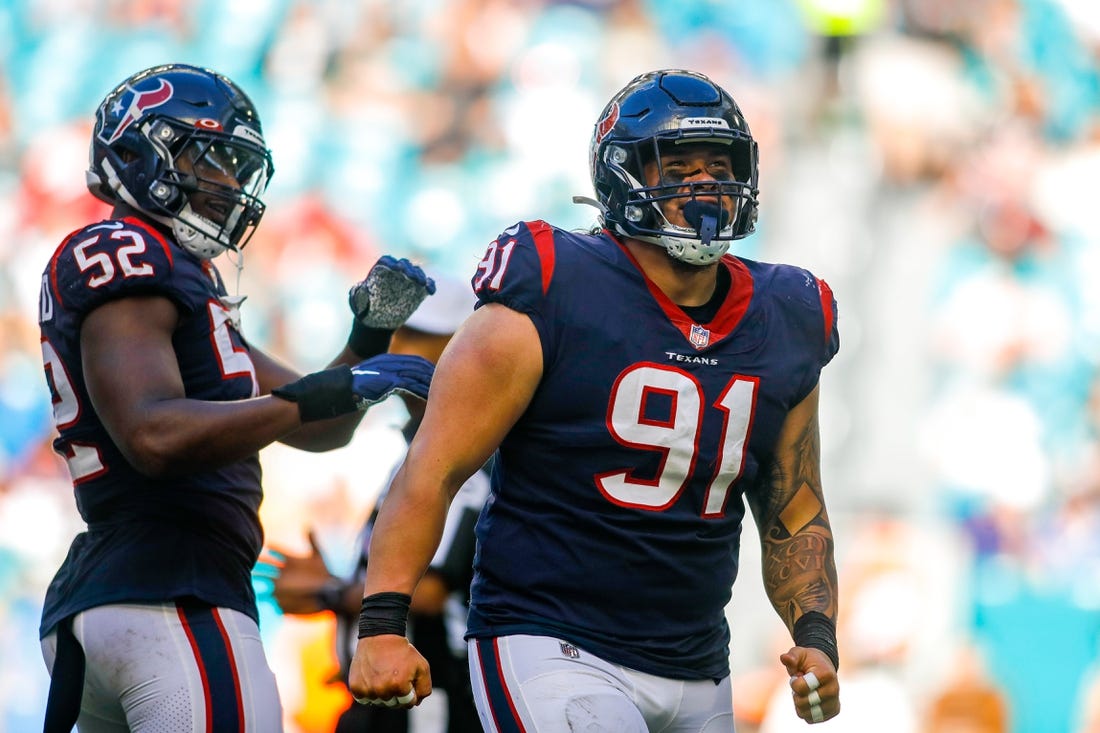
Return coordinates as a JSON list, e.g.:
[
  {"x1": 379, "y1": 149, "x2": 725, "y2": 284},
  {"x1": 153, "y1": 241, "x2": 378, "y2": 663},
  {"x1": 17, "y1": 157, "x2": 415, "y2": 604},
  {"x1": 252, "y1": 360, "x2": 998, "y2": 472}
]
[
  {"x1": 594, "y1": 101, "x2": 620, "y2": 144},
  {"x1": 102, "y1": 78, "x2": 174, "y2": 145}
]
